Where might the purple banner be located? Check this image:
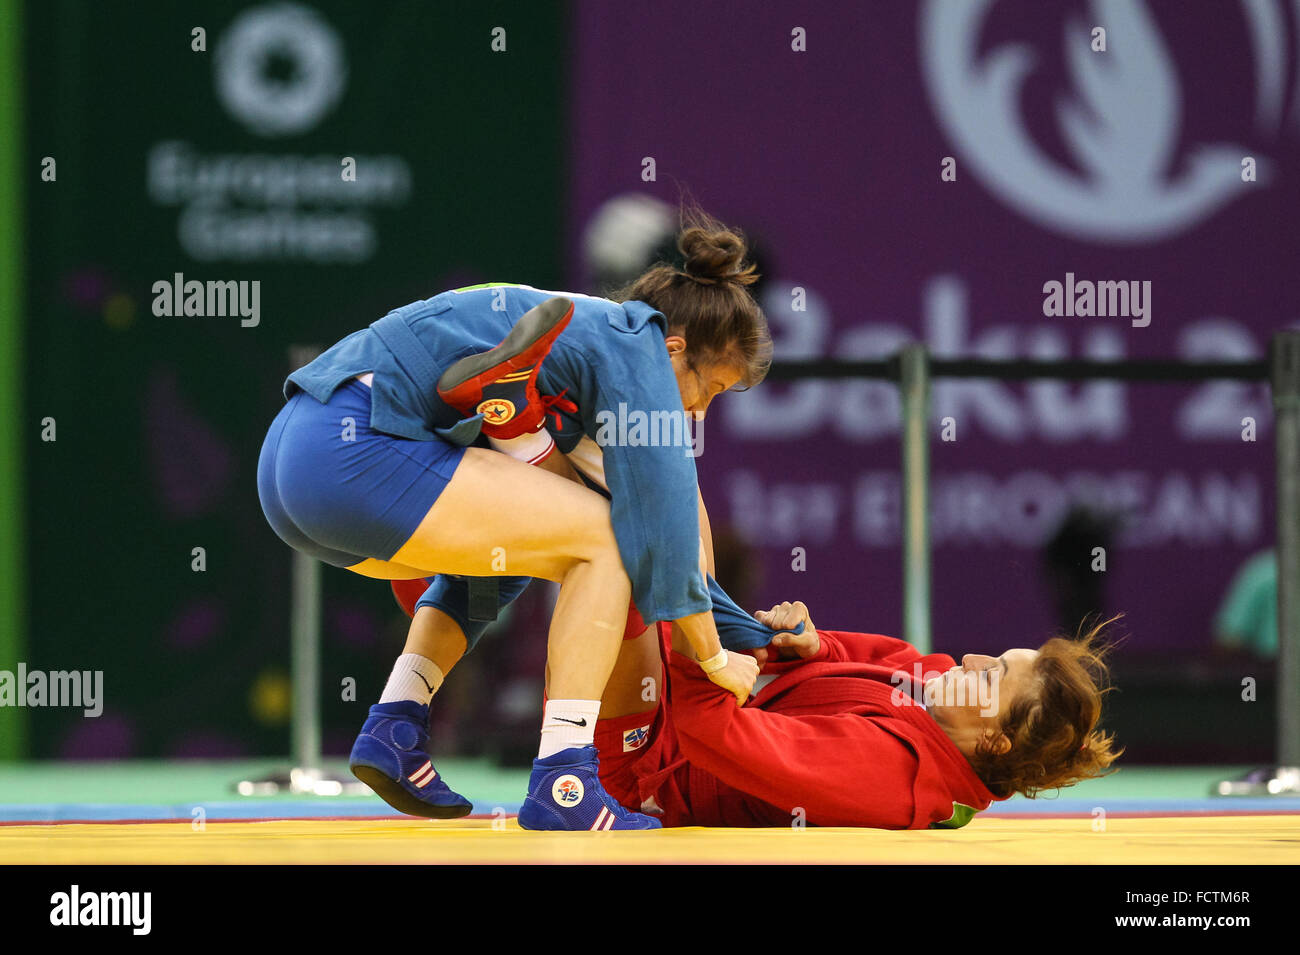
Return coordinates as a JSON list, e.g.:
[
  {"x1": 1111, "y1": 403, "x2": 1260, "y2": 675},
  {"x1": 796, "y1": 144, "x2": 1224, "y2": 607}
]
[{"x1": 568, "y1": 0, "x2": 1295, "y2": 653}]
